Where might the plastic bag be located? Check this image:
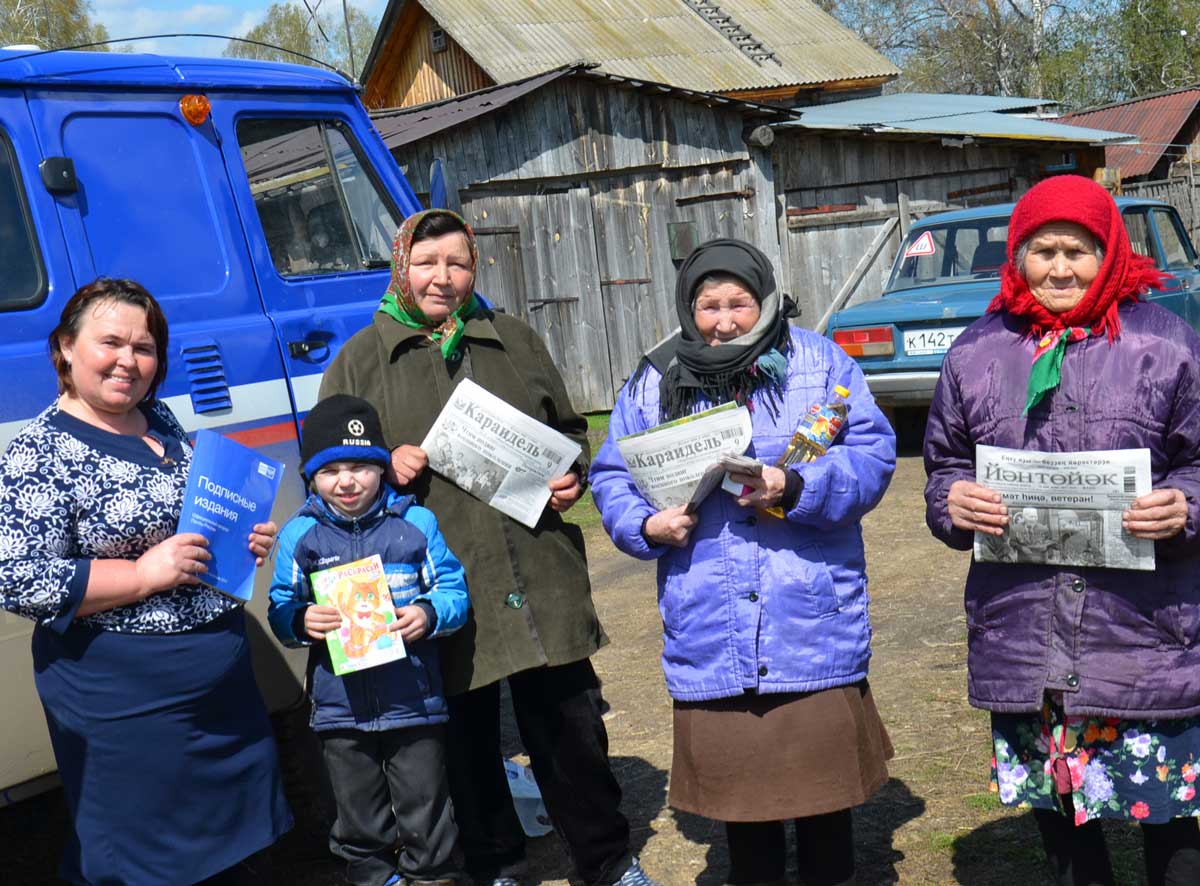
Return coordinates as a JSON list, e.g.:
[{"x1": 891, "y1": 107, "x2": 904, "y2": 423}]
[{"x1": 503, "y1": 758, "x2": 553, "y2": 837}]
